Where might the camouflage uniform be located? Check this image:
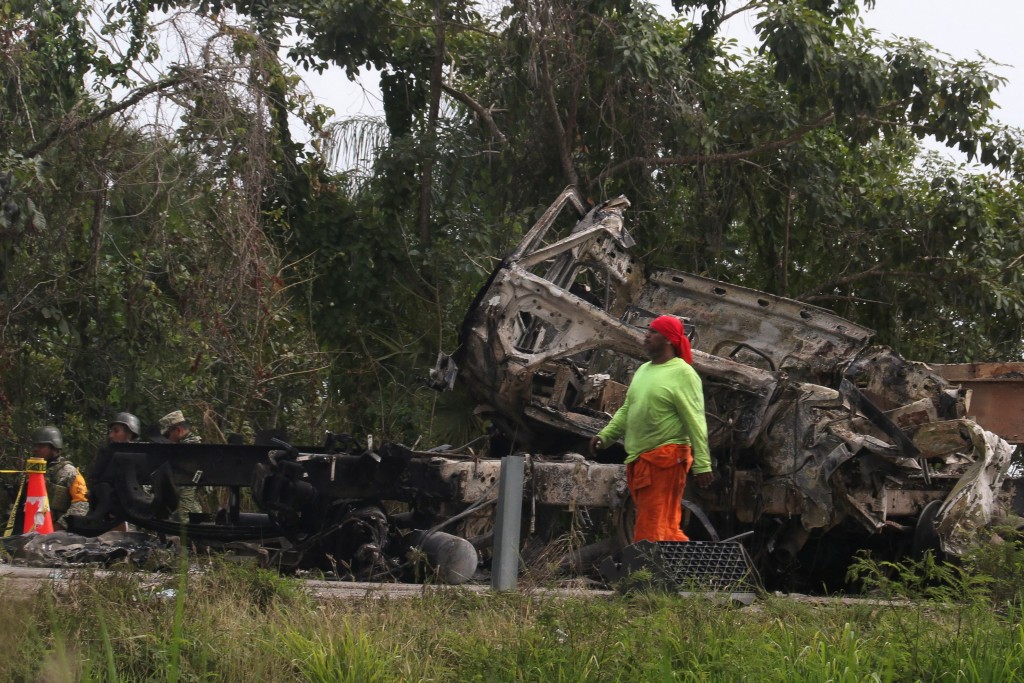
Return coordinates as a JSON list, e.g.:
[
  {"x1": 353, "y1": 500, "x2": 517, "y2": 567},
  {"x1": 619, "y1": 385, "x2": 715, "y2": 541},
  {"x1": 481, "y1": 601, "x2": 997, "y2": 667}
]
[
  {"x1": 176, "y1": 430, "x2": 203, "y2": 522},
  {"x1": 45, "y1": 456, "x2": 89, "y2": 527}
]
